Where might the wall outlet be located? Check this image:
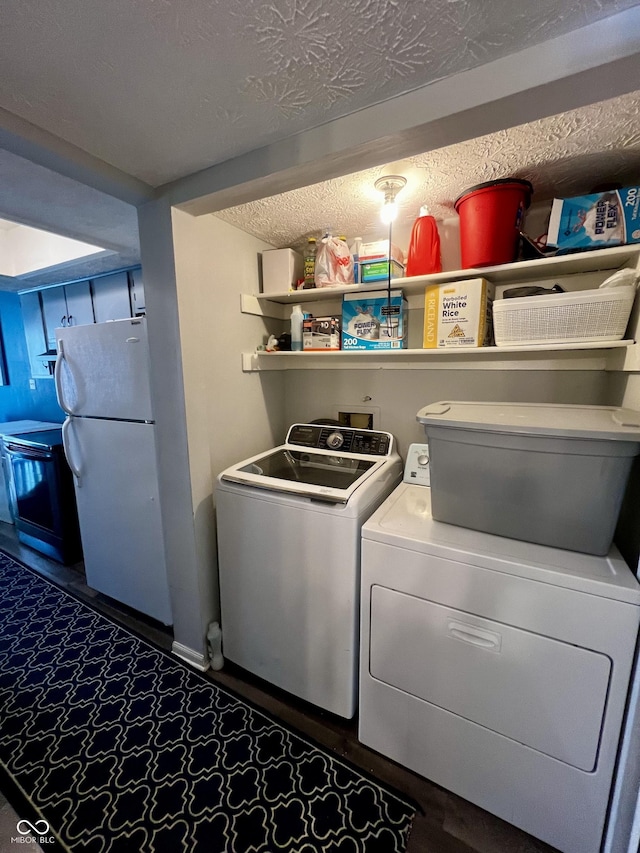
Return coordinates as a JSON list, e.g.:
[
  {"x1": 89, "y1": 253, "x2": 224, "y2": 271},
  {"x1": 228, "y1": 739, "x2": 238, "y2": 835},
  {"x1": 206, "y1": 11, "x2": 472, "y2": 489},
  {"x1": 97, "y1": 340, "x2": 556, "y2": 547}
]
[{"x1": 28, "y1": 379, "x2": 36, "y2": 390}]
